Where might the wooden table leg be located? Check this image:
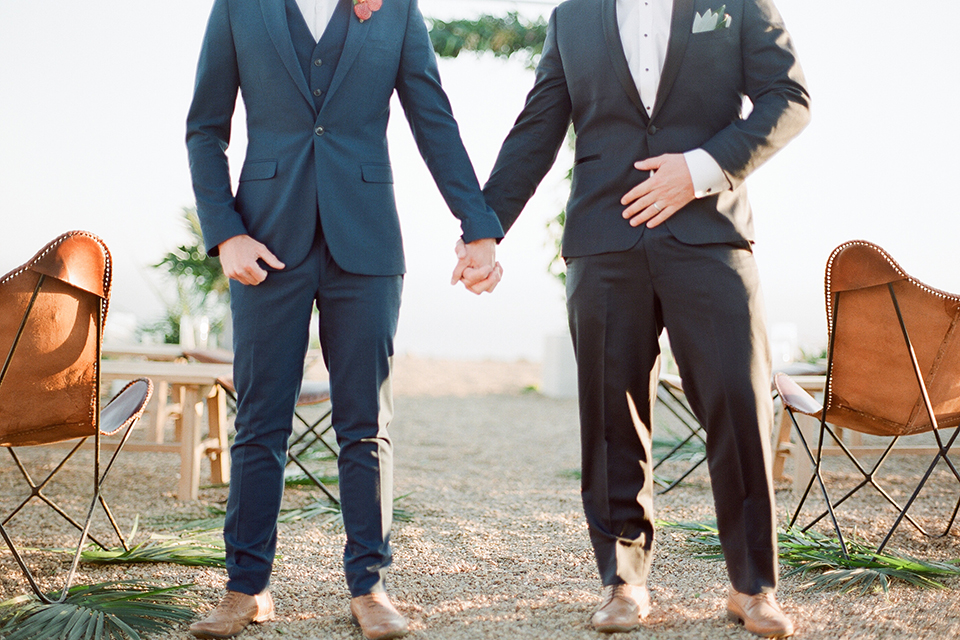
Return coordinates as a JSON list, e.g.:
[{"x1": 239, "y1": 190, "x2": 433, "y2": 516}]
[
  {"x1": 152, "y1": 380, "x2": 169, "y2": 443},
  {"x1": 178, "y1": 386, "x2": 204, "y2": 501},
  {"x1": 772, "y1": 407, "x2": 794, "y2": 482},
  {"x1": 207, "y1": 385, "x2": 230, "y2": 484}
]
